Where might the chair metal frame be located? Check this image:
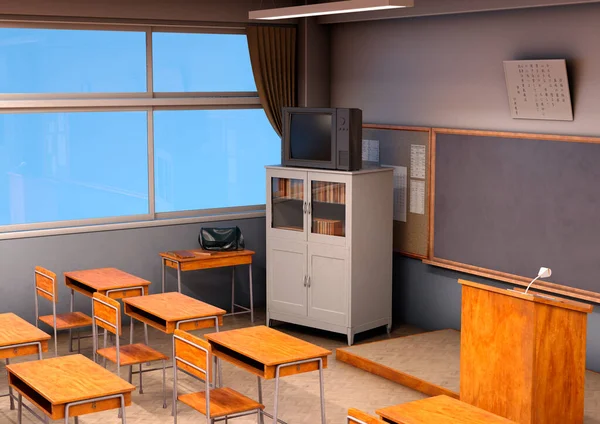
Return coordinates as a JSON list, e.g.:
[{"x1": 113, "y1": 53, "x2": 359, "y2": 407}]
[
  {"x1": 34, "y1": 268, "x2": 90, "y2": 356},
  {"x1": 173, "y1": 332, "x2": 261, "y2": 424},
  {"x1": 92, "y1": 294, "x2": 167, "y2": 409}
]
